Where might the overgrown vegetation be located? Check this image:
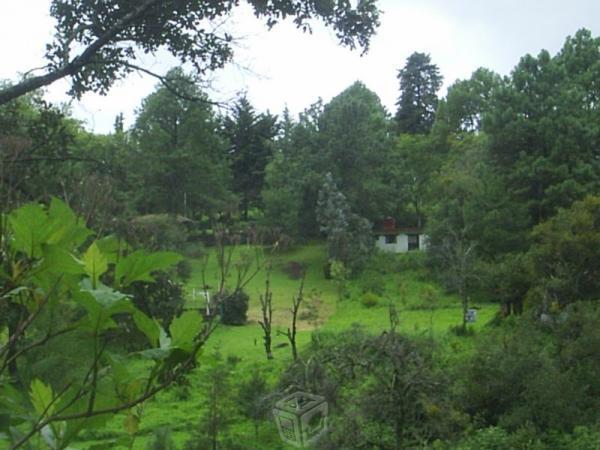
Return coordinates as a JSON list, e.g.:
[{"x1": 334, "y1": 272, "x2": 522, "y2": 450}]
[{"x1": 1, "y1": 3, "x2": 599, "y2": 448}]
